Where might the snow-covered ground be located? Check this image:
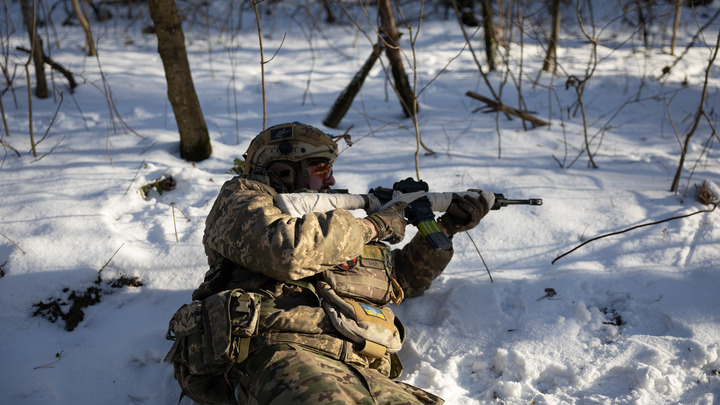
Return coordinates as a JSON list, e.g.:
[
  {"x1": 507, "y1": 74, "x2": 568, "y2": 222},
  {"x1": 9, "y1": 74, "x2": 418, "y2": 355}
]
[{"x1": 1, "y1": 1, "x2": 719, "y2": 404}]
